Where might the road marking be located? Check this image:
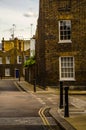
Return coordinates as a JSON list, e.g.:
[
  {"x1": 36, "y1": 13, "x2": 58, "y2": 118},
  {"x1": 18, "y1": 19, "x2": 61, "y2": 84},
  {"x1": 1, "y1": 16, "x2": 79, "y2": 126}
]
[
  {"x1": 47, "y1": 98, "x2": 57, "y2": 105},
  {"x1": 70, "y1": 96, "x2": 86, "y2": 109},
  {"x1": 0, "y1": 117, "x2": 43, "y2": 125},
  {"x1": 39, "y1": 107, "x2": 54, "y2": 130},
  {"x1": 36, "y1": 98, "x2": 46, "y2": 105},
  {"x1": 30, "y1": 94, "x2": 46, "y2": 105}
]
